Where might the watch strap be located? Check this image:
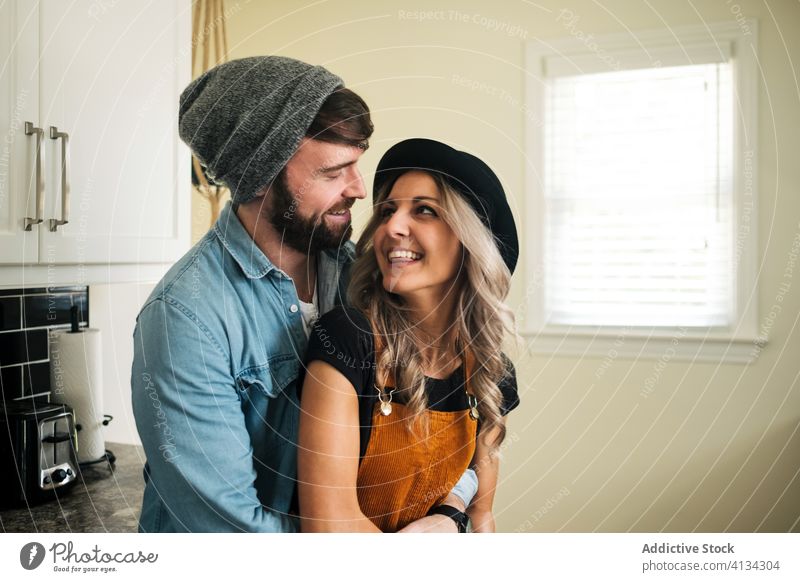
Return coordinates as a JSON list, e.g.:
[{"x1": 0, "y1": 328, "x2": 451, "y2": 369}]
[{"x1": 427, "y1": 504, "x2": 469, "y2": 533}]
